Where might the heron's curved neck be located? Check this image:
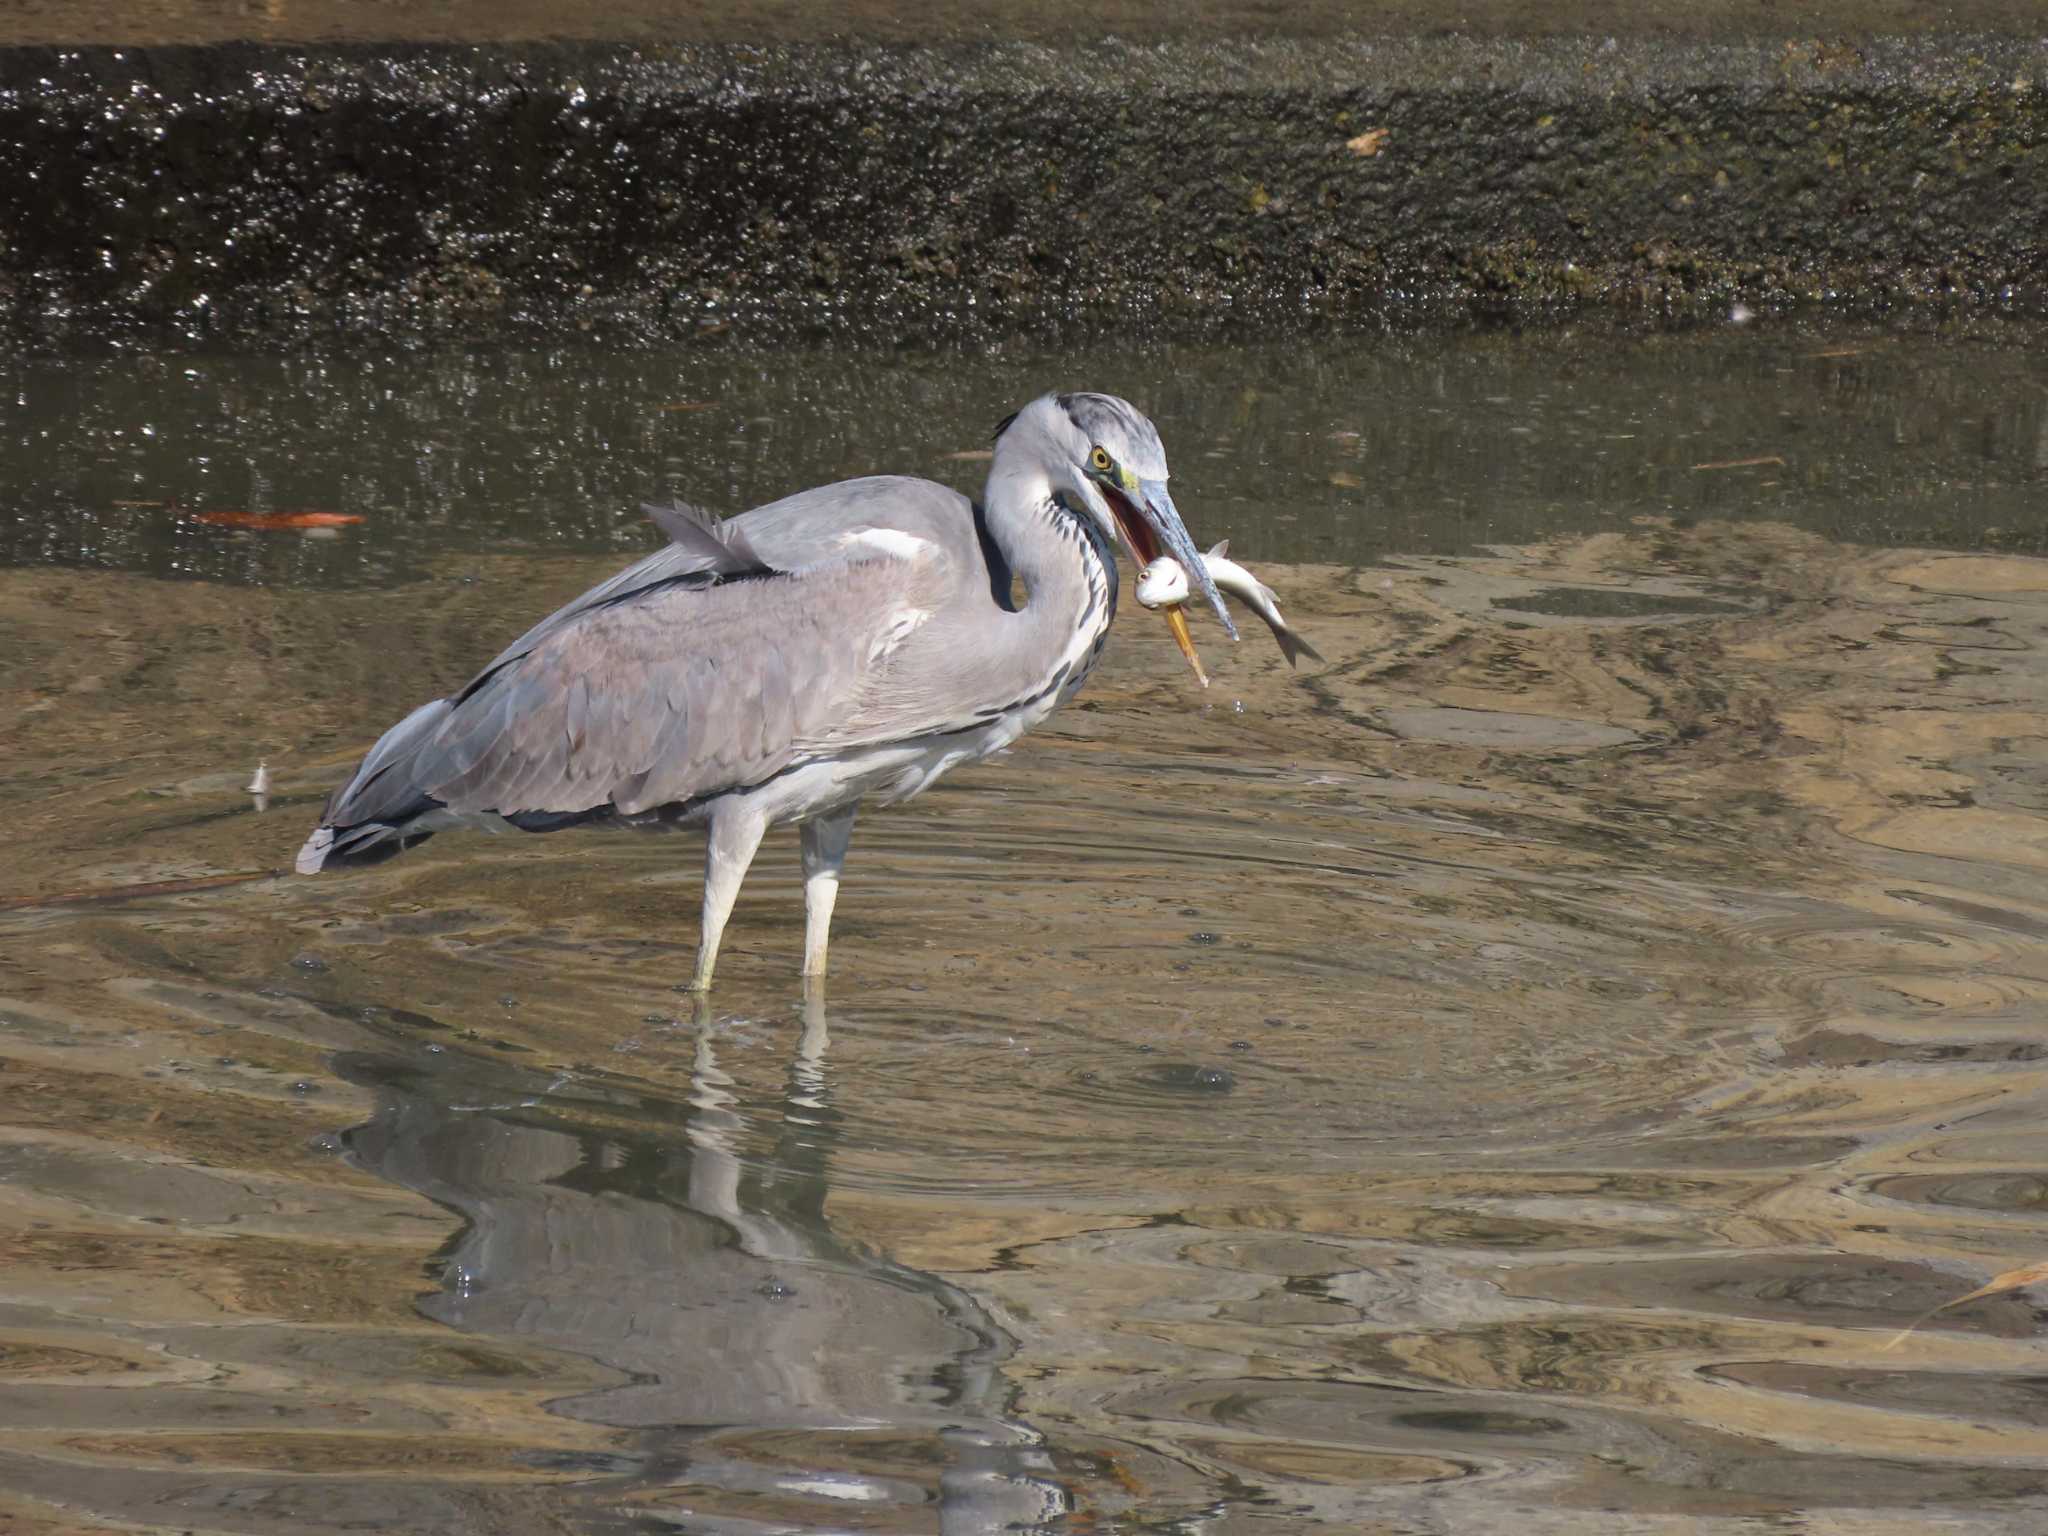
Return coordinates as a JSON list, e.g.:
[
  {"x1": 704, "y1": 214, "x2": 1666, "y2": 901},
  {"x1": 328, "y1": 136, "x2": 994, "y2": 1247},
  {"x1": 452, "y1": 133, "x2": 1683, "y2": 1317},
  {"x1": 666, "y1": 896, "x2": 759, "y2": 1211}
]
[{"x1": 979, "y1": 462, "x2": 1117, "y2": 683}]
